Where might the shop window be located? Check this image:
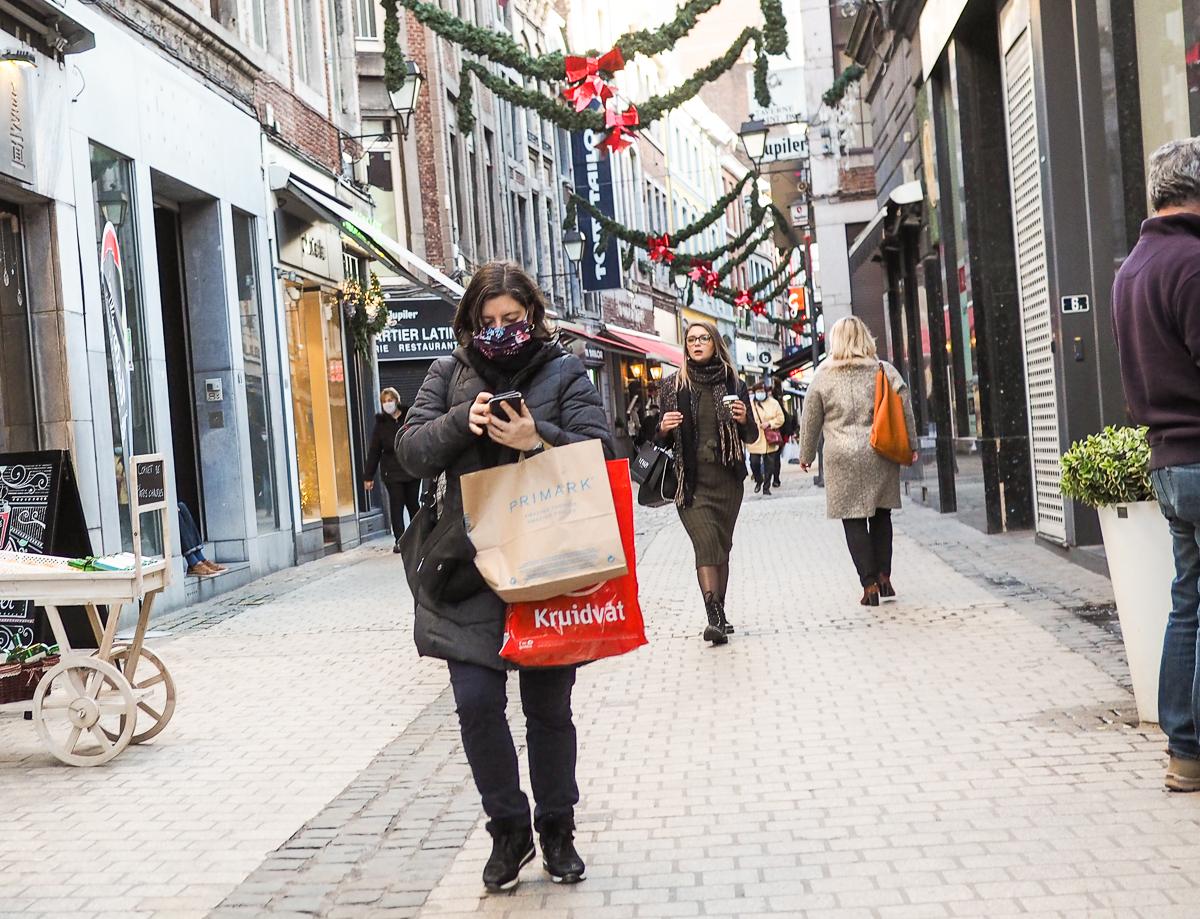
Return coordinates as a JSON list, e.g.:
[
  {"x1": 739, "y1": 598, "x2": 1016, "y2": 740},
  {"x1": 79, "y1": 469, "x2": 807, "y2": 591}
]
[
  {"x1": 232, "y1": 211, "x2": 279, "y2": 532},
  {"x1": 285, "y1": 288, "x2": 322, "y2": 524},
  {"x1": 292, "y1": 0, "x2": 322, "y2": 90},
  {"x1": 353, "y1": 0, "x2": 377, "y2": 38},
  {"x1": 89, "y1": 142, "x2": 161, "y2": 555},
  {"x1": 0, "y1": 204, "x2": 35, "y2": 453}
]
